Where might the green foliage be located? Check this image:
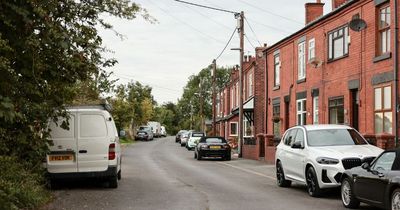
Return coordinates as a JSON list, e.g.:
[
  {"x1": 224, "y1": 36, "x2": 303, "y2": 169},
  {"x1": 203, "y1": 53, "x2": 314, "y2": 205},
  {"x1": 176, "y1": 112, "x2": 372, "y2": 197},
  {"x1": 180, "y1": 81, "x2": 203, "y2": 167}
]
[
  {"x1": 0, "y1": 156, "x2": 50, "y2": 210},
  {"x1": 177, "y1": 65, "x2": 231, "y2": 131}
]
